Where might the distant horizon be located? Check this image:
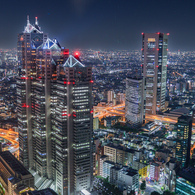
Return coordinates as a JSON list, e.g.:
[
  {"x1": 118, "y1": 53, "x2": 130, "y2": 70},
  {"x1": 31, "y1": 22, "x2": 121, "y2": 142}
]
[{"x1": 1, "y1": 47, "x2": 195, "y2": 53}]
